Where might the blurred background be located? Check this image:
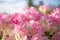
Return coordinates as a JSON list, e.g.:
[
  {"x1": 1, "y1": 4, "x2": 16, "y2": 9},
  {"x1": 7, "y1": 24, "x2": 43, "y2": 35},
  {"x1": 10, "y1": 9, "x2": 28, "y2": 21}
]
[{"x1": 0, "y1": 0, "x2": 60, "y2": 14}]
